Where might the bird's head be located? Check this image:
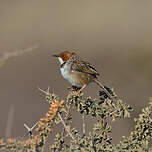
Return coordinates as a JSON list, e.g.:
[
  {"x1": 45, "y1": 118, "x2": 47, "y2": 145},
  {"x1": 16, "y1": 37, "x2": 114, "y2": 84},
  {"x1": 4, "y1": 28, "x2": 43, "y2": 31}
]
[{"x1": 53, "y1": 51, "x2": 73, "y2": 64}]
